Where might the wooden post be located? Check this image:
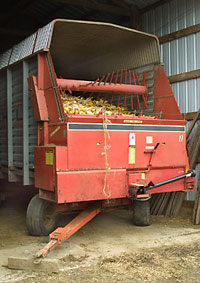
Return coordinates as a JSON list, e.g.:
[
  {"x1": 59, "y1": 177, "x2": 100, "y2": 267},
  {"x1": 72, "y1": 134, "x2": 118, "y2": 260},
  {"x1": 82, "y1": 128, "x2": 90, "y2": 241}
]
[
  {"x1": 186, "y1": 109, "x2": 200, "y2": 140},
  {"x1": 193, "y1": 174, "x2": 200, "y2": 224},
  {"x1": 130, "y1": 5, "x2": 140, "y2": 29}
]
